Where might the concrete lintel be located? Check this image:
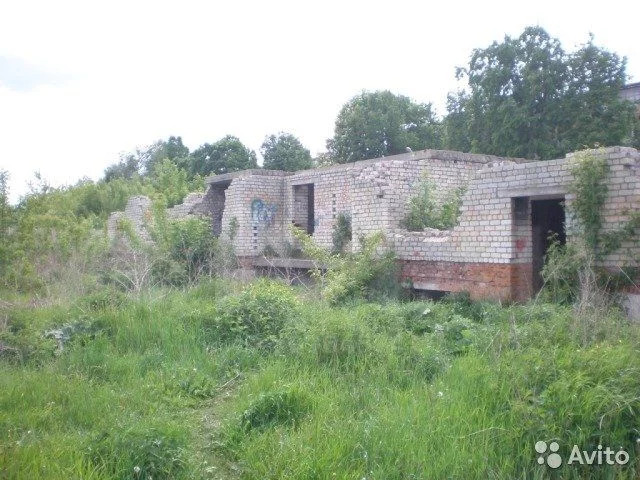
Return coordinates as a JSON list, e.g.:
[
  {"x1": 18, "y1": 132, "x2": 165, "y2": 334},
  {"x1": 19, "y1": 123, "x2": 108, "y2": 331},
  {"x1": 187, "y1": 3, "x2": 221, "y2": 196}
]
[
  {"x1": 289, "y1": 179, "x2": 317, "y2": 186},
  {"x1": 501, "y1": 185, "x2": 568, "y2": 198},
  {"x1": 206, "y1": 169, "x2": 290, "y2": 185}
]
